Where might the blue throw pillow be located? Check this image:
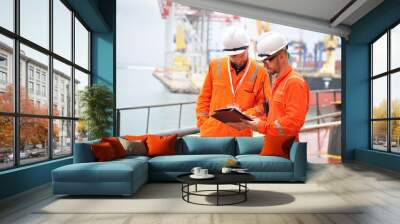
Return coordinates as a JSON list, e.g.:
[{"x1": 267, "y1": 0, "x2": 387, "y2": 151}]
[
  {"x1": 179, "y1": 137, "x2": 235, "y2": 155},
  {"x1": 73, "y1": 139, "x2": 100, "y2": 163},
  {"x1": 236, "y1": 137, "x2": 264, "y2": 155}
]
